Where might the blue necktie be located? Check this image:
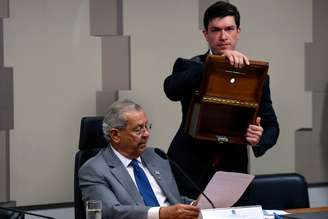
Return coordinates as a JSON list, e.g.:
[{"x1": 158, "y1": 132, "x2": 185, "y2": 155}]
[{"x1": 130, "y1": 159, "x2": 159, "y2": 206}]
